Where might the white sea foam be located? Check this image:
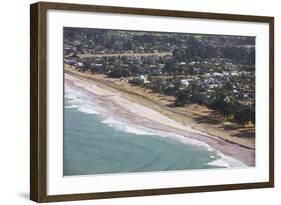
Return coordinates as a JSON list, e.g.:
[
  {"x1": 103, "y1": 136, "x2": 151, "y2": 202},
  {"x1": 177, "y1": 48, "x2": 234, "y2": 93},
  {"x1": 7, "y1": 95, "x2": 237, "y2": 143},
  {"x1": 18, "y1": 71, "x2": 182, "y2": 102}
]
[
  {"x1": 64, "y1": 93, "x2": 78, "y2": 100},
  {"x1": 208, "y1": 151, "x2": 247, "y2": 168},
  {"x1": 78, "y1": 106, "x2": 100, "y2": 115},
  {"x1": 217, "y1": 153, "x2": 247, "y2": 168},
  {"x1": 65, "y1": 85, "x2": 84, "y2": 100},
  {"x1": 102, "y1": 118, "x2": 155, "y2": 136},
  {"x1": 65, "y1": 105, "x2": 79, "y2": 109},
  {"x1": 207, "y1": 159, "x2": 231, "y2": 168},
  {"x1": 165, "y1": 133, "x2": 215, "y2": 151},
  {"x1": 65, "y1": 84, "x2": 101, "y2": 116},
  {"x1": 101, "y1": 117, "x2": 214, "y2": 153}
]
